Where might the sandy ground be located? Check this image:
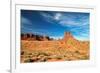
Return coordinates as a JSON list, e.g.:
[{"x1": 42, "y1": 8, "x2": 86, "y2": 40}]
[{"x1": 21, "y1": 38, "x2": 89, "y2": 63}]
